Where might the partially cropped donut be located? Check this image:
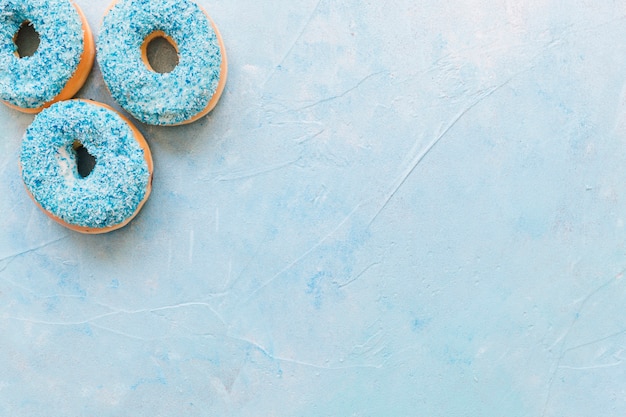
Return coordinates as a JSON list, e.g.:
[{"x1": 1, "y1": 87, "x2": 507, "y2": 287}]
[
  {"x1": 20, "y1": 100, "x2": 153, "y2": 234},
  {"x1": 0, "y1": 0, "x2": 95, "y2": 113},
  {"x1": 97, "y1": 0, "x2": 227, "y2": 126}
]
